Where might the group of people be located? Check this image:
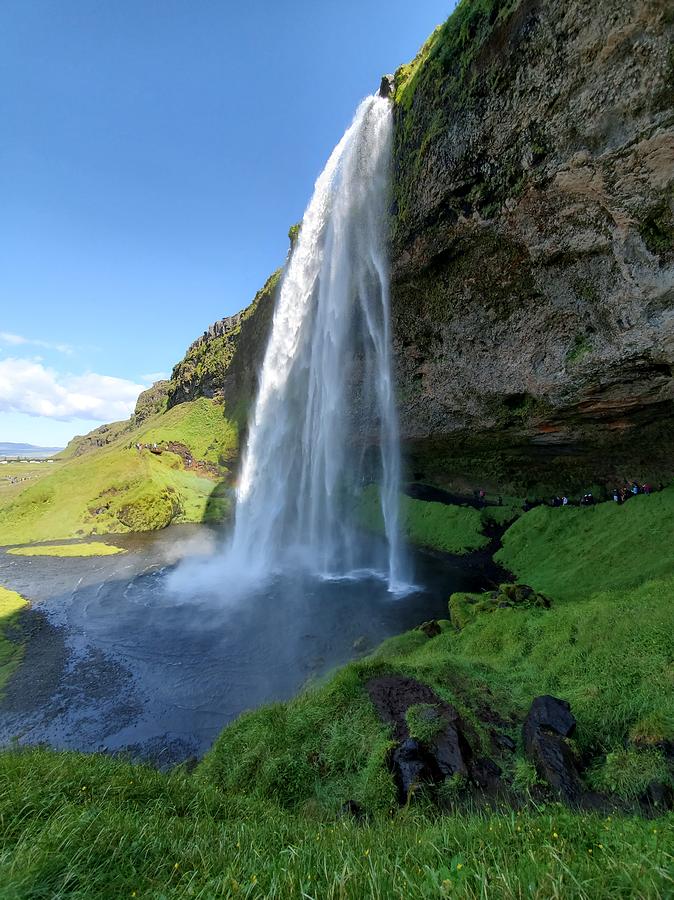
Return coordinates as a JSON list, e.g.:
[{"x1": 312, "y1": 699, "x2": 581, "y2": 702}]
[
  {"x1": 611, "y1": 481, "x2": 659, "y2": 503},
  {"x1": 538, "y1": 480, "x2": 662, "y2": 511}
]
